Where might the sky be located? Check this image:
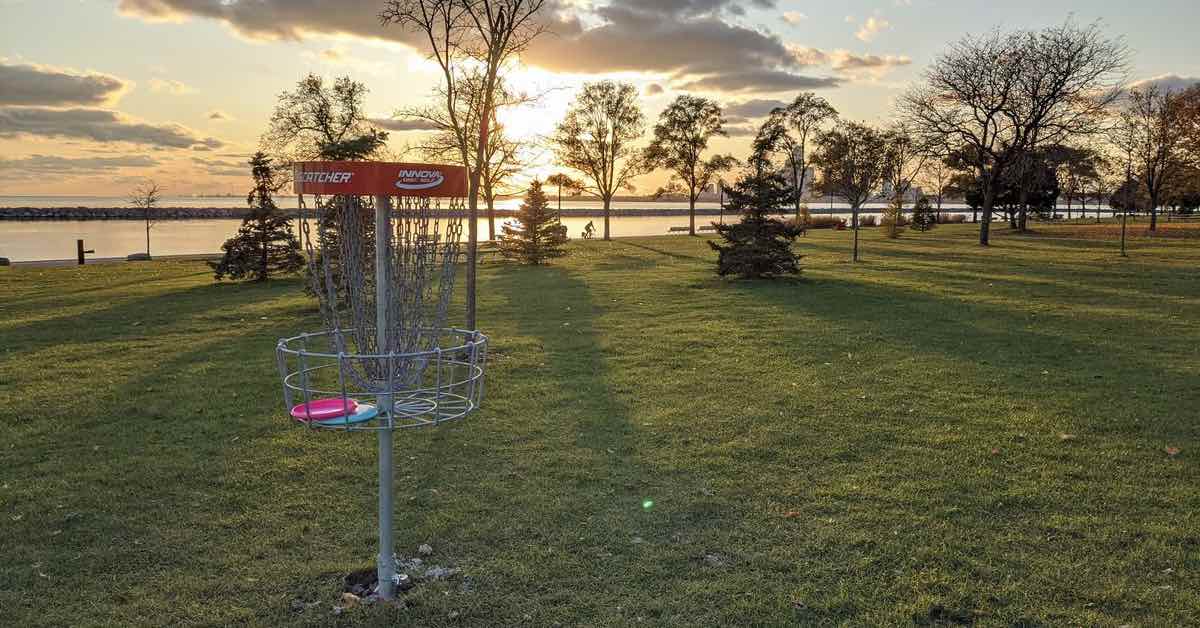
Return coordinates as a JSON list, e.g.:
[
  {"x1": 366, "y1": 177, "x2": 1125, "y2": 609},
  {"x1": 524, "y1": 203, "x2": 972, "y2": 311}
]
[{"x1": 1, "y1": 0, "x2": 1199, "y2": 196}]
